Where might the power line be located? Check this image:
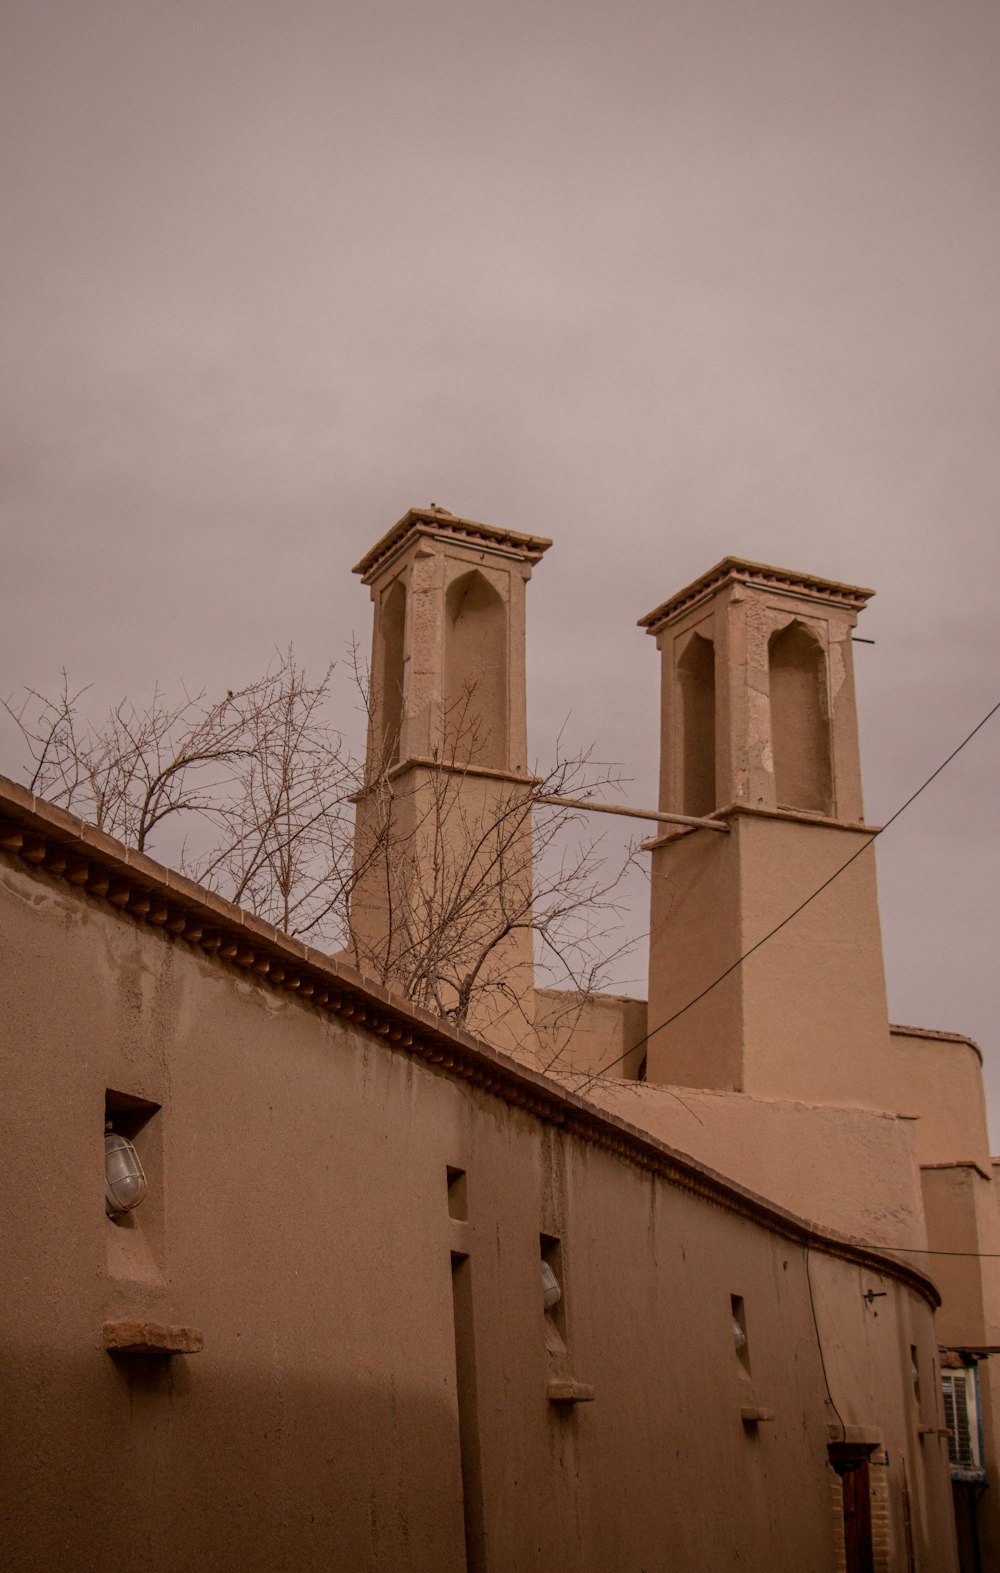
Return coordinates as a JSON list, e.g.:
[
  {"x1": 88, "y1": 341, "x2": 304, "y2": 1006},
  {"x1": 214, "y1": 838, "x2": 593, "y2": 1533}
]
[
  {"x1": 878, "y1": 1246, "x2": 1000, "y2": 1260},
  {"x1": 586, "y1": 697, "x2": 1000, "y2": 1084},
  {"x1": 806, "y1": 1247, "x2": 846, "y2": 1441}
]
